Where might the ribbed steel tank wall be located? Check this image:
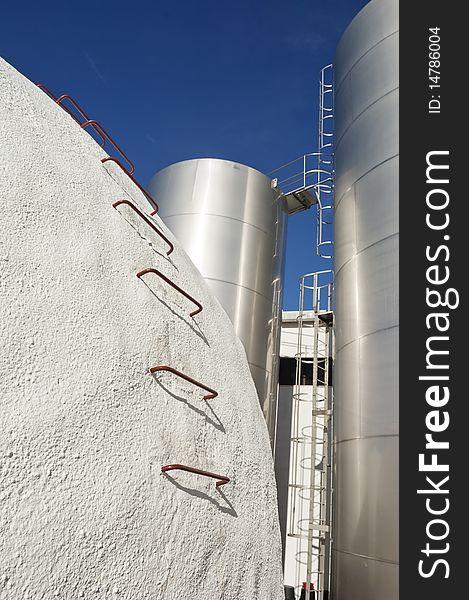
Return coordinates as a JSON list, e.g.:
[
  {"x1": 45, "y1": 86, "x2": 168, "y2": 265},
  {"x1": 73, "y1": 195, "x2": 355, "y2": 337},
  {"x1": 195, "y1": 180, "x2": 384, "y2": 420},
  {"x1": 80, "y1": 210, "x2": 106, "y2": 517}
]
[
  {"x1": 332, "y1": 0, "x2": 399, "y2": 598},
  {"x1": 148, "y1": 159, "x2": 288, "y2": 441}
]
